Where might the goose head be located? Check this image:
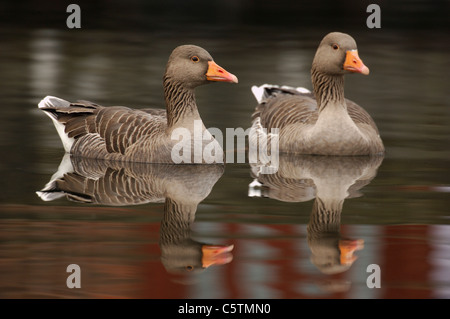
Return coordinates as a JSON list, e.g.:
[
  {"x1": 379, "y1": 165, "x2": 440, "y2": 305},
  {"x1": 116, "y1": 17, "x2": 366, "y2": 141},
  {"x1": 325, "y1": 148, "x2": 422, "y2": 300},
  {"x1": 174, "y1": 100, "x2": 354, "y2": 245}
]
[
  {"x1": 312, "y1": 32, "x2": 370, "y2": 76},
  {"x1": 165, "y1": 45, "x2": 238, "y2": 89}
]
